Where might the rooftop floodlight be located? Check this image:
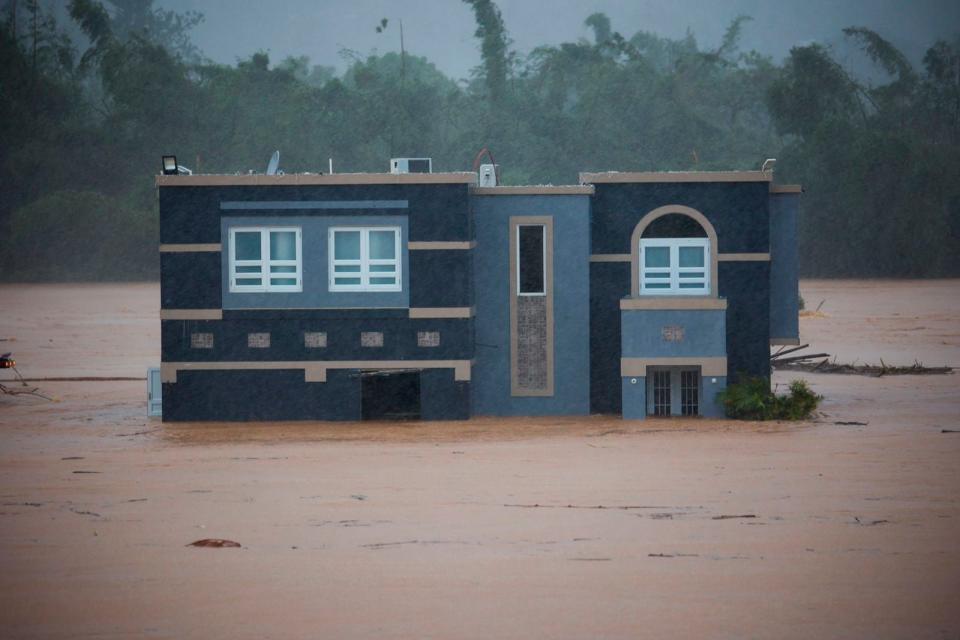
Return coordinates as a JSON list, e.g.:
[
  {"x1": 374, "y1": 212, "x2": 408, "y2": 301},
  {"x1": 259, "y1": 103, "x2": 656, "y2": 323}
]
[{"x1": 161, "y1": 155, "x2": 178, "y2": 175}]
